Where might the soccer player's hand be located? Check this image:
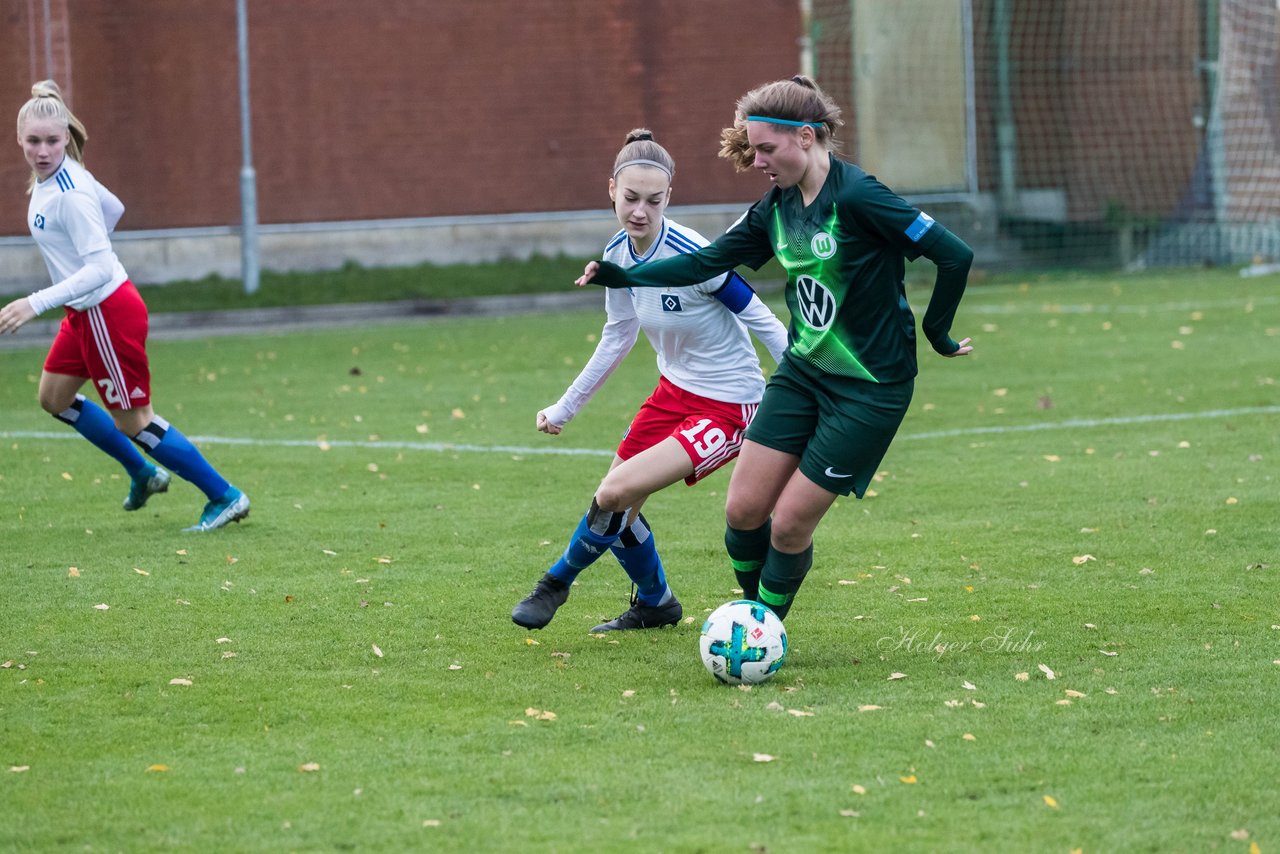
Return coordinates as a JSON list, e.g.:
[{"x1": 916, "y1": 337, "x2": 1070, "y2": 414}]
[
  {"x1": 943, "y1": 336, "x2": 973, "y2": 357},
  {"x1": 0, "y1": 297, "x2": 36, "y2": 335},
  {"x1": 575, "y1": 261, "x2": 601, "y2": 288},
  {"x1": 536, "y1": 410, "x2": 563, "y2": 435}
]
